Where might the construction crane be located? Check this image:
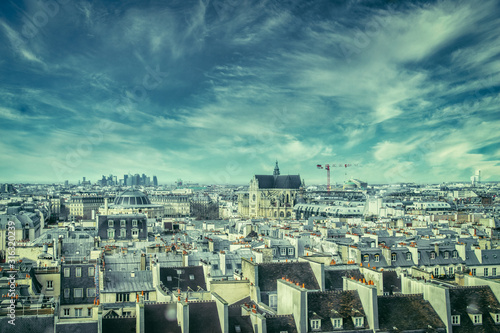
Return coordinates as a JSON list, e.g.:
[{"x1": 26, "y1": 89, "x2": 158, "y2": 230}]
[
  {"x1": 316, "y1": 164, "x2": 331, "y2": 193},
  {"x1": 317, "y1": 163, "x2": 356, "y2": 193}
]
